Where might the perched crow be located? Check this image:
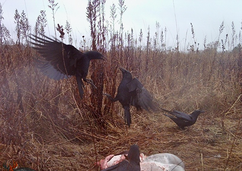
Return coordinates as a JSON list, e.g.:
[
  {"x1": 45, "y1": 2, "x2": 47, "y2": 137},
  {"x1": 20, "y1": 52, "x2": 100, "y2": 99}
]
[
  {"x1": 29, "y1": 34, "x2": 105, "y2": 98},
  {"x1": 105, "y1": 67, "x2": 158, "y2": 127},
  {"x1": 102, "y1": 145, "x2": 140, "y2": 171},
  {"x1": 161, "y1": 108, "x2": 204, "y2": 129}
]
